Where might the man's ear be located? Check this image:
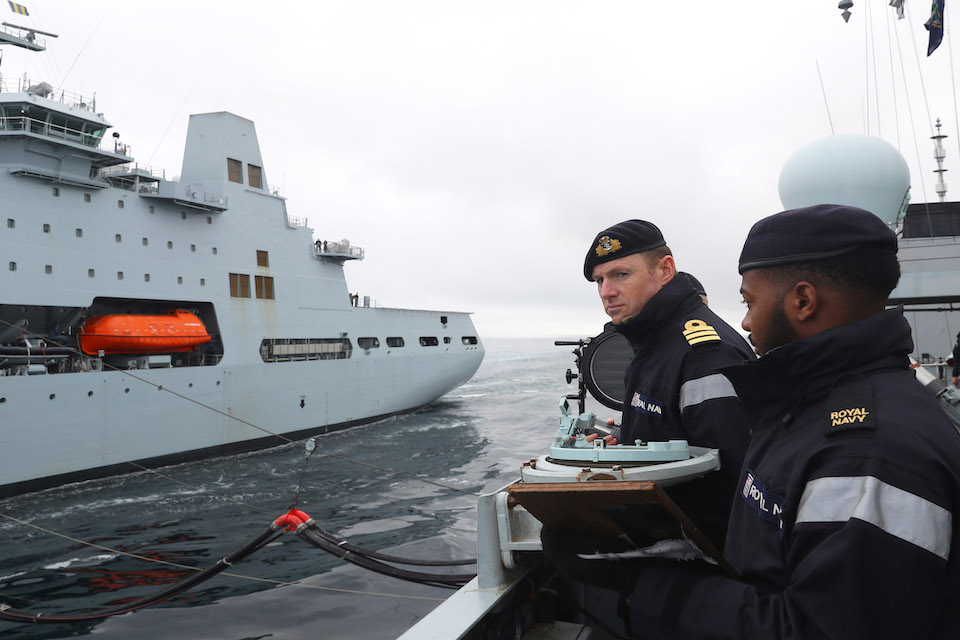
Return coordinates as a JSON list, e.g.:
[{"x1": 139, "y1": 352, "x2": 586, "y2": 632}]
[
  {"x1": 790, "y1": 281, "x2": 818, "y2": 323},
  {"x1": 658, "y1": 255, "x2": 676, "y2": 285}
]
